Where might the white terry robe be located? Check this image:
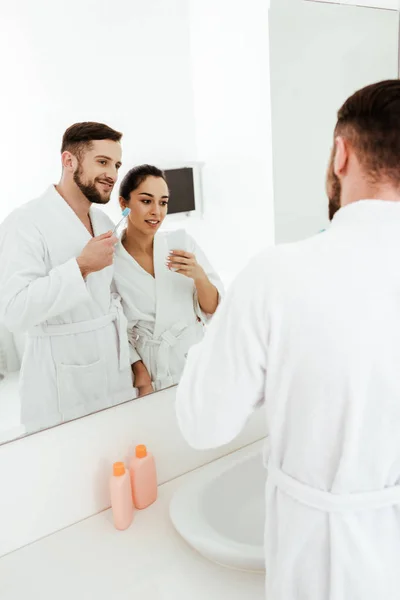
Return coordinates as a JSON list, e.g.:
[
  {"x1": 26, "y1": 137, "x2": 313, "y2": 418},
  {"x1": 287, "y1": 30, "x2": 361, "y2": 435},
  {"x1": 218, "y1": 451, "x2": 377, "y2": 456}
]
[
  {"x1": 113, "y1": 228, "x2": 224, "y2": 391},
  {"x1": 0, "y1": 185, "x2": 134, "y2": 432},
  {"x1": 176, "y1": 200, "x2": 400, "y2": 600}
]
